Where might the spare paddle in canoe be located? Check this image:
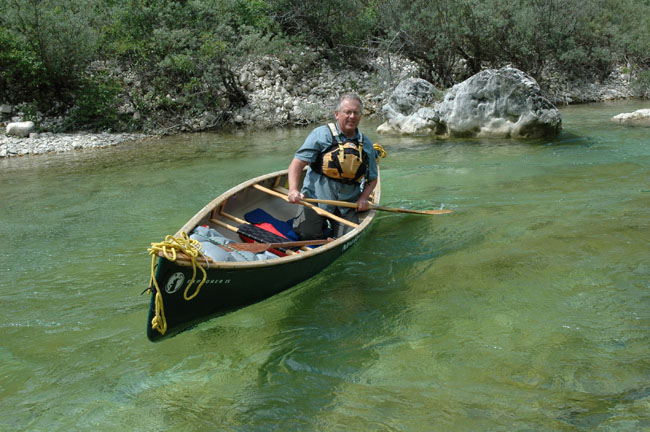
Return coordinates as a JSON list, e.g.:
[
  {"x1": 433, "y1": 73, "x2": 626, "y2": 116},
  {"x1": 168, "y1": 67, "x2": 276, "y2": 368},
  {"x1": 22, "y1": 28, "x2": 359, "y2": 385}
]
[{"x1": 220, "y1": 239, "x2": 333, "y2": 253}]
